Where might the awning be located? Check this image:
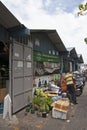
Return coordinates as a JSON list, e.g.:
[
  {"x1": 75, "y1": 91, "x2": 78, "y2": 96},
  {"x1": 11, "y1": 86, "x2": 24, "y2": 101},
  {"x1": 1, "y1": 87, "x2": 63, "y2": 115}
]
[
  {"x1": 0, "y1": 1, "x2": 21, "y2": 29},
  {"x1": 67, "y1": 47, "x2": 78, "y2": 59},
  {"x1": 0, "y1": 1, "x2": 30, "y2": 36},
  {"x1": 30, "y1": 29, "x2": 67, "y2": 52}
]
